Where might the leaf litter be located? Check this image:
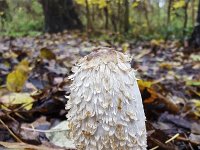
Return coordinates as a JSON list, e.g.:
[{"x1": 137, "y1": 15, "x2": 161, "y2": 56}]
[{"x1": 0, "y1": 31, "x2": 199, "y2": 149}]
